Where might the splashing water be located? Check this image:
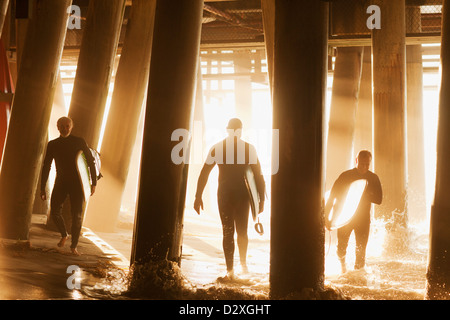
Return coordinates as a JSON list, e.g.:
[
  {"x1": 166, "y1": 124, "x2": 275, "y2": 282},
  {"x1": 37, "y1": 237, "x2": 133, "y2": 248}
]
[
  {"x1": 86, "y1": 207, "x2": 430, "y2": 300},
  {"x1": 325, "y1": 217, "x2": 429, "y2": 300}
]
